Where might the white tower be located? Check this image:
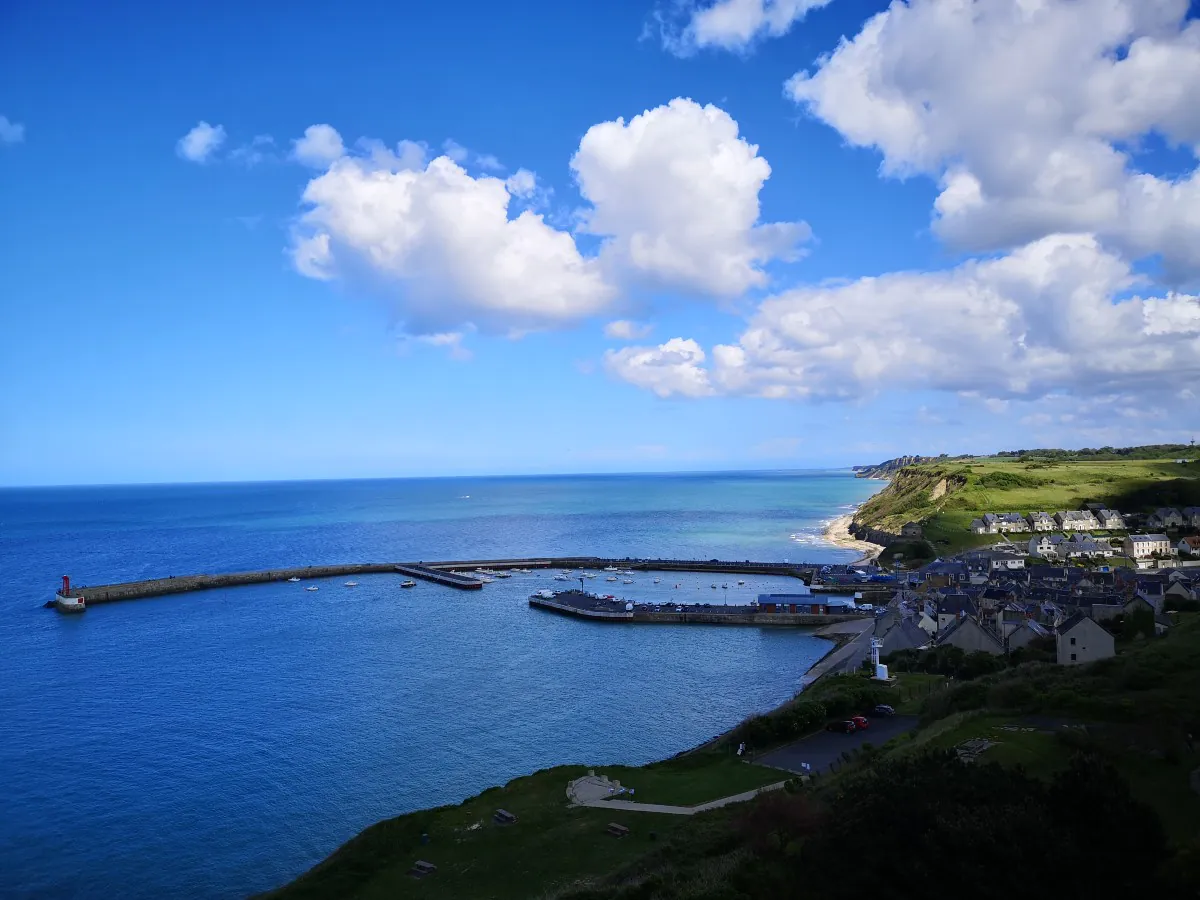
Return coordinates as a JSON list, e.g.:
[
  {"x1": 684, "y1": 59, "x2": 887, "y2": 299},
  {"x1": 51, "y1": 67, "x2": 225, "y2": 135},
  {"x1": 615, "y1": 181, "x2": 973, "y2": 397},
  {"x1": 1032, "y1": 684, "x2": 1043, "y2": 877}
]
[{"x1": 870, "y1": 637, "x2": 888, "y2": 681}]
